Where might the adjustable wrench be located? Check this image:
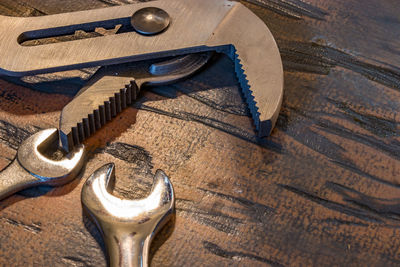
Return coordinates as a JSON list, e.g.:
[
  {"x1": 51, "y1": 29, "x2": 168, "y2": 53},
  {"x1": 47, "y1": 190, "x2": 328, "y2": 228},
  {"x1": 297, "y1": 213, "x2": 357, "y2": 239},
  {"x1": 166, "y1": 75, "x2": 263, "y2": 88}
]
[
  {"x1": 82, "y1": 163, "x2": 174, "y2": 267},
  {"x1": 0, "y1": 0, "x2": 284, "y2": 138}
]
